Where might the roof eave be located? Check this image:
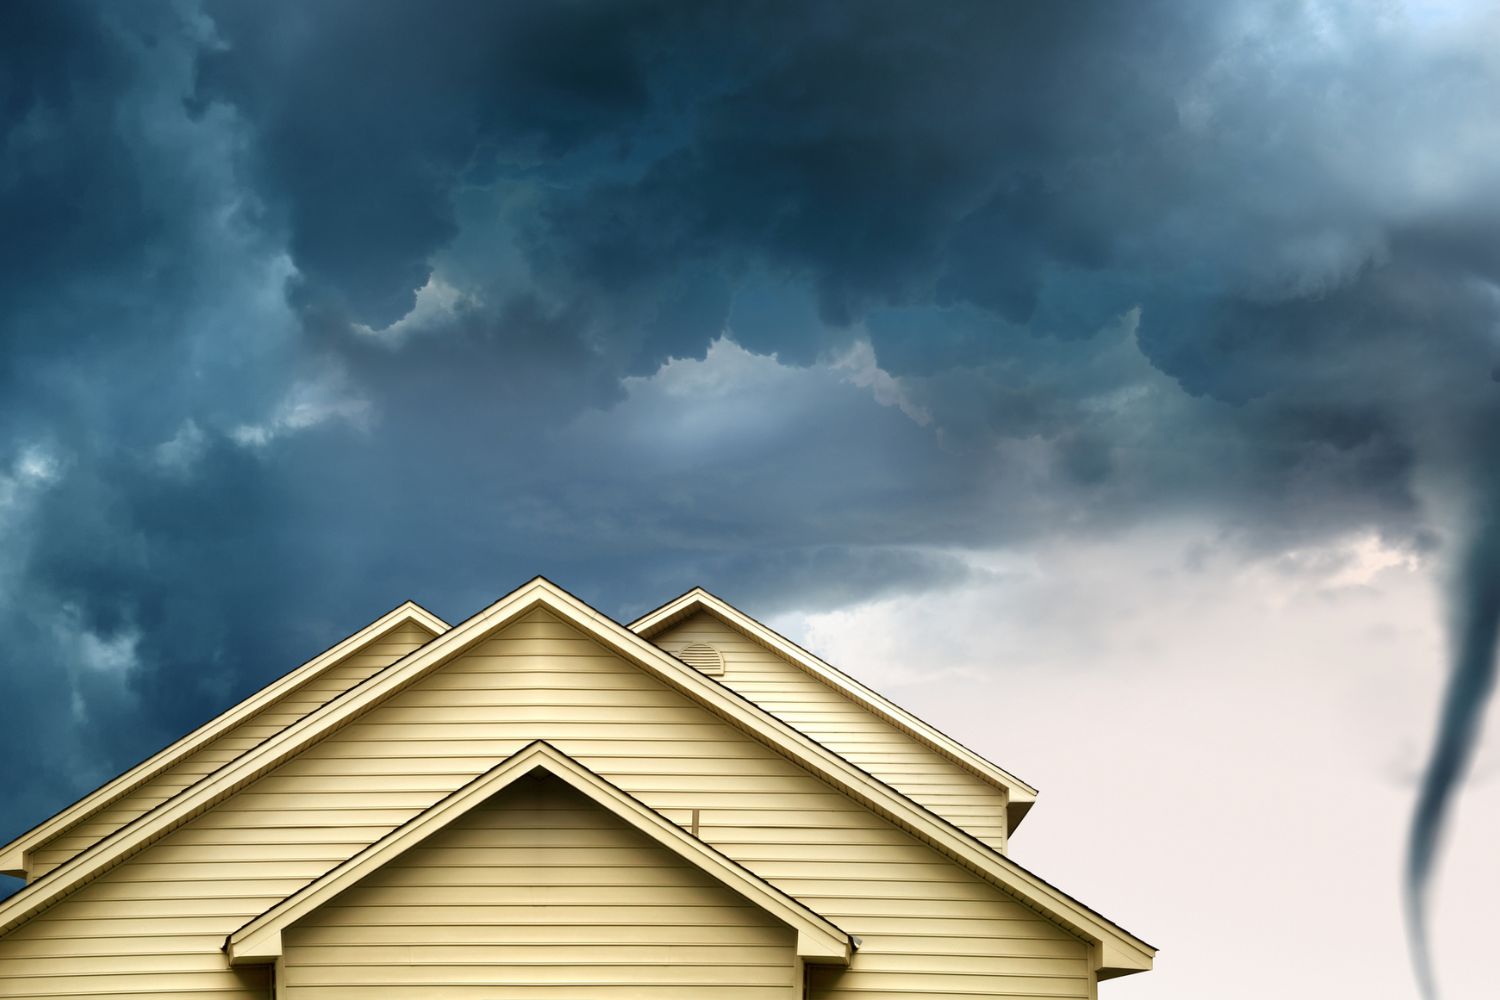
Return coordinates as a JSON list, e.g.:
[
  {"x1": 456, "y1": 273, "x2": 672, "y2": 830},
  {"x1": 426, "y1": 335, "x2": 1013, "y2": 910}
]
[
  {"x1": 1098, "y1": 937, "x2": 1158, "y2": 977},
  {"x1": 0, "y1": 600, "x2": 449, "y2": 881}
]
